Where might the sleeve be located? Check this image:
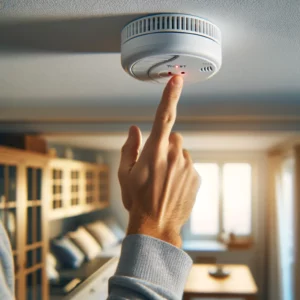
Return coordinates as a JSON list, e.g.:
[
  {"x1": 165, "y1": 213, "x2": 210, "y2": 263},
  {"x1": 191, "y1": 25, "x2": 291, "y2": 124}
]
[
  {"x1": 108, "y1": 234, "x2": 192, "y2": 300},
  {"x1": 0, "y1": 222, "x2": 15, "y2": 300}
]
